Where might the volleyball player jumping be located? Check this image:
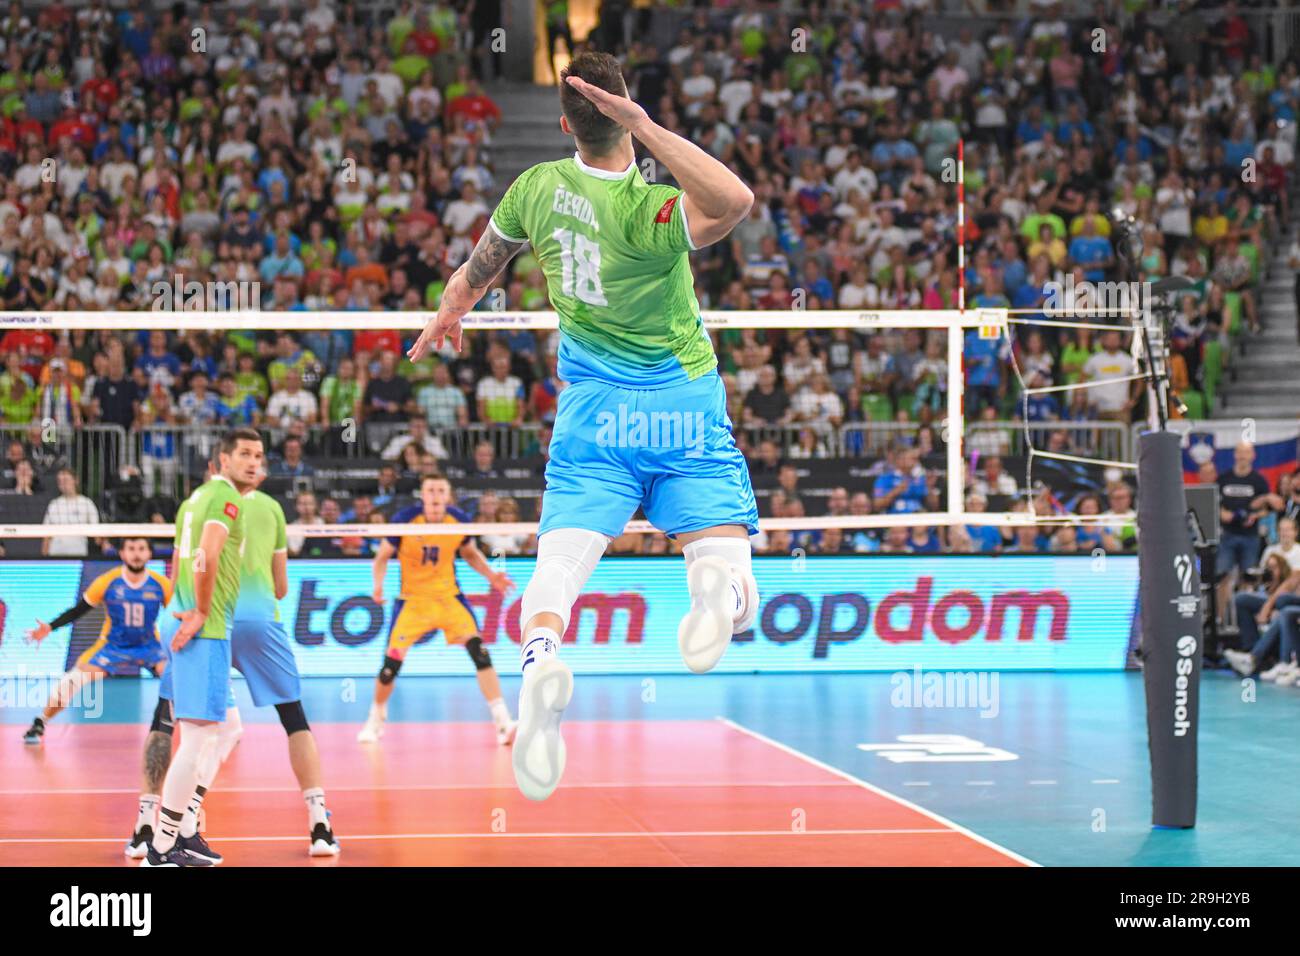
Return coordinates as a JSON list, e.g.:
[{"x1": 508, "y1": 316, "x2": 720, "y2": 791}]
[{"x1": 408, "y1": 51, "x2": 759, "y2": 801}]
